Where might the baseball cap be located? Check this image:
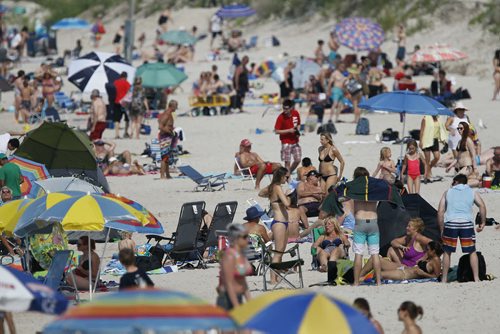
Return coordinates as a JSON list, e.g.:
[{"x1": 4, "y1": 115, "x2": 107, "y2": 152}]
[
  {"x1": 306, "y1": 170, "x2": 321, "y2": 178},
  {"x1": 0, "y1": 153, "x2": 7, "y2": 160},
  {"x1": 240, "y1": 139, "x2": 252, "y2": 147}
]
